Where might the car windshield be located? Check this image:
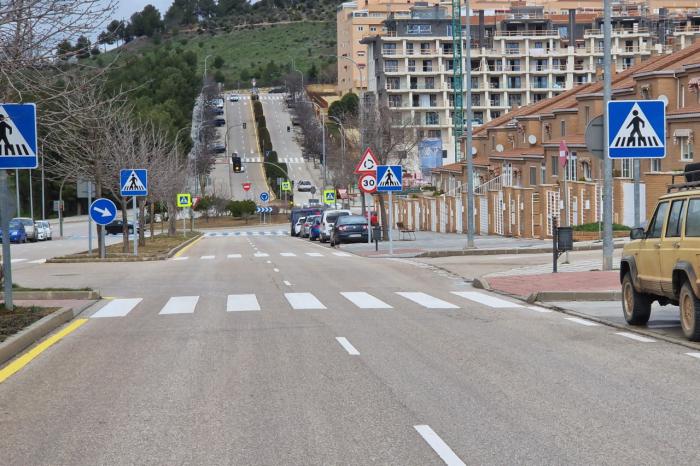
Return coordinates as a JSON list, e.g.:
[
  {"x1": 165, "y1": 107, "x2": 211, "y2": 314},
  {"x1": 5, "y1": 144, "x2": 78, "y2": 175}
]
[
  {"x1": 339, "y1": 216, "x2": 367, "y2": 225},
  {"x1": 19, "y1": 219, "x2": 32, "y2": 226},
  {"x1": 9, "y1": 220, "x2": 21, "y2": 228}
]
